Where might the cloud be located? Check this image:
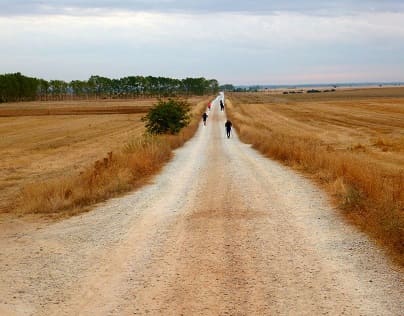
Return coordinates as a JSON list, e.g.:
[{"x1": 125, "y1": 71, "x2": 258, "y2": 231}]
[
  {"x1": 1, "y1": 2, "x2": 404, "y2": 84},
  {"x1": 1, "y1": 0, "x2": 404, "y2": 16},
  {"x1": 1, "y1": 10, "x2": 403, "y2": 84}
]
